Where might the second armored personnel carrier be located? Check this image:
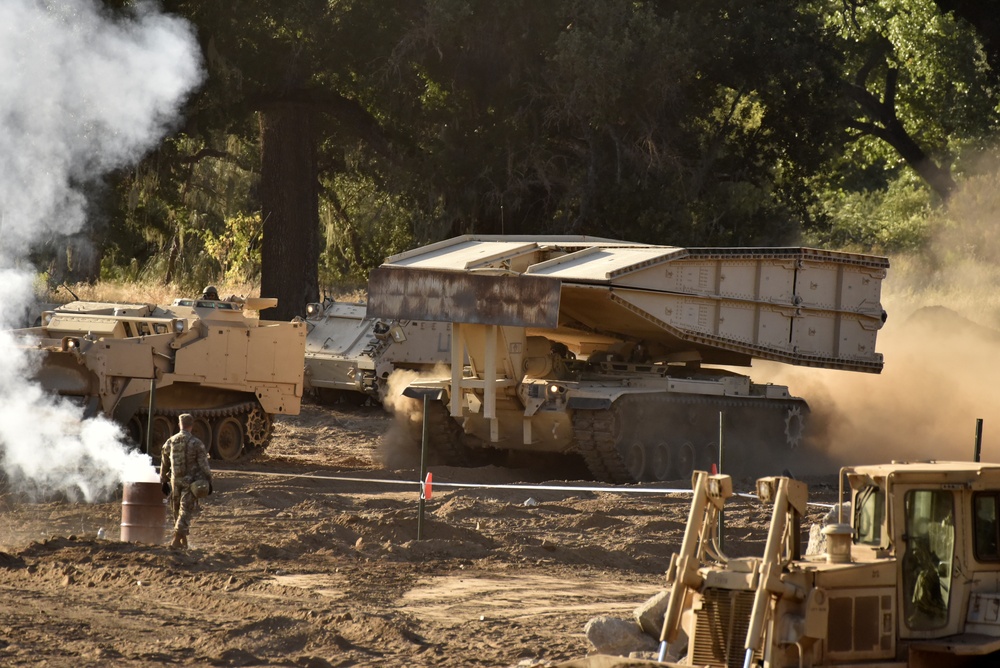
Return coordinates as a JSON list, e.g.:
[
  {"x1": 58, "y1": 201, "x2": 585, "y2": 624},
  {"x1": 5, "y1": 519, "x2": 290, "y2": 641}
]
[
  {"x1": 367, "y1": 235, "x2": 889, "y2": 482},
  {"x1": 15, "y1": 295, "x2": 305, "y2": 461},
  {"x1": 303, "y1": 298, "x2": 451, "y2": 405}
]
